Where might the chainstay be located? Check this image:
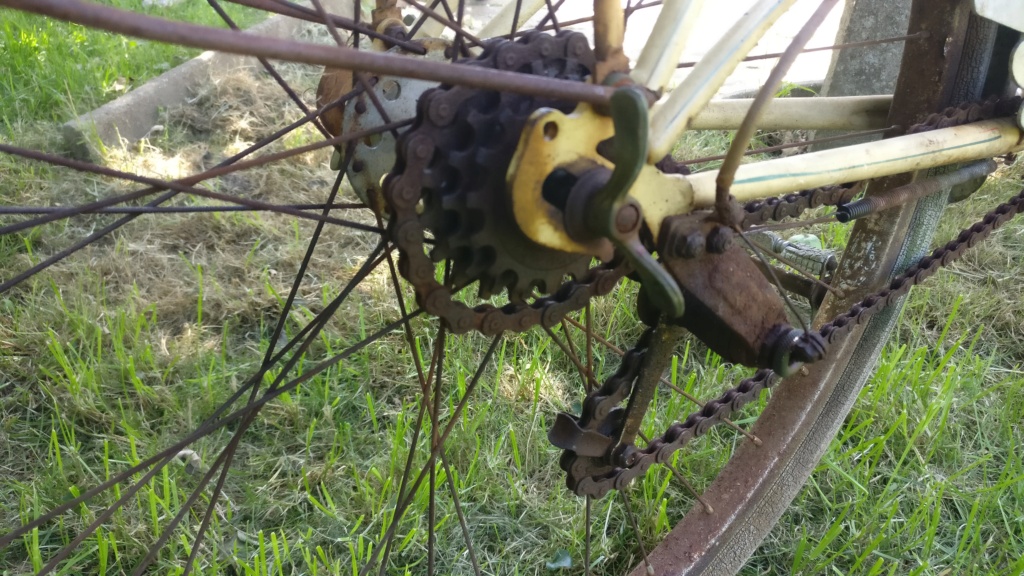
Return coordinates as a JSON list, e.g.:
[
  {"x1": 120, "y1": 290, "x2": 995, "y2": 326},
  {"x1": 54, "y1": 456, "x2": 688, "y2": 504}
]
[{"x1": 569, "y1": 182, "x2": 1024, "y2": 497}]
